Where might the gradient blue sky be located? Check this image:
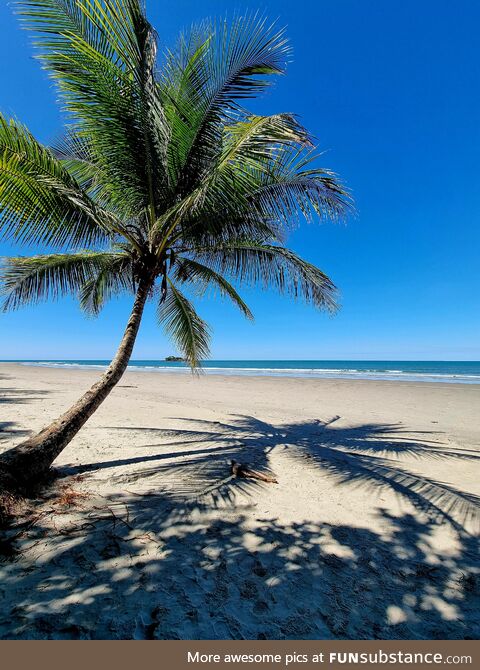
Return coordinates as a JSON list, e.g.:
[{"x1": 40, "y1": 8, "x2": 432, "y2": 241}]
[{"x1": 1, "y1": 0, "x2": 479, "y2": 360}]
